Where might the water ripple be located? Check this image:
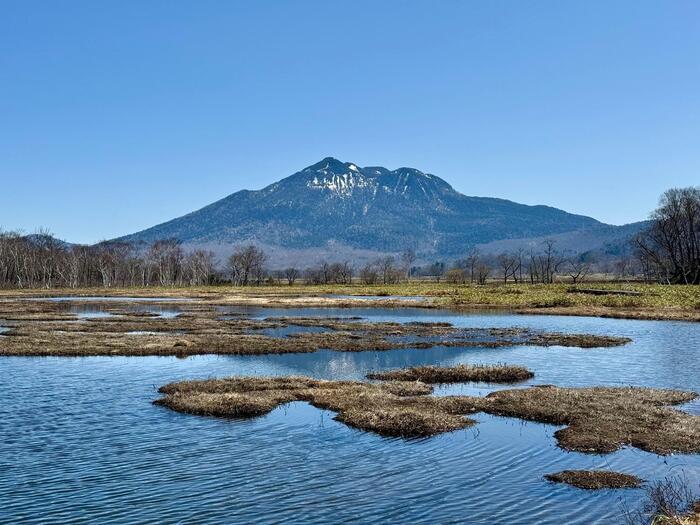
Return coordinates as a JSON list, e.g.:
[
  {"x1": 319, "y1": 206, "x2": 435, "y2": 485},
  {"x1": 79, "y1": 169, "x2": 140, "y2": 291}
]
[{"x1": 1, "y1": 309, "x2": 699, "y2": 524}]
